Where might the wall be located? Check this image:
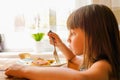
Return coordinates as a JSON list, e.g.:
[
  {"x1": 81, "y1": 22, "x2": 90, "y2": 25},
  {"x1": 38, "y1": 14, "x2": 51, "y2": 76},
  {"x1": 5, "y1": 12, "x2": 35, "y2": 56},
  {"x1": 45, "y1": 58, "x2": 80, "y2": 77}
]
[{"x1": 92, "y1": 0, "x2": 120, "y2": 25}]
